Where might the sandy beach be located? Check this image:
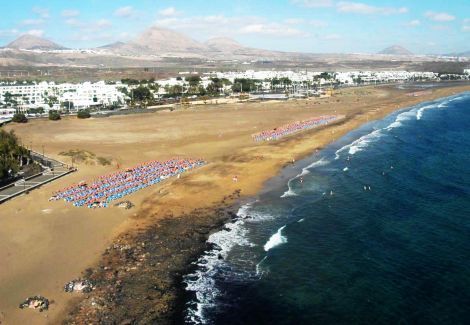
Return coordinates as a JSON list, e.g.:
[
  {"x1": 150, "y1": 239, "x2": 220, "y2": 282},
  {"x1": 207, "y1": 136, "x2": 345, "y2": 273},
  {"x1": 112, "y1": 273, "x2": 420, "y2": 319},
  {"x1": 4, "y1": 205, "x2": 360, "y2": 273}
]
[{"x1": 1, "y1": 83, "x2": 469, "y2": 324}]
